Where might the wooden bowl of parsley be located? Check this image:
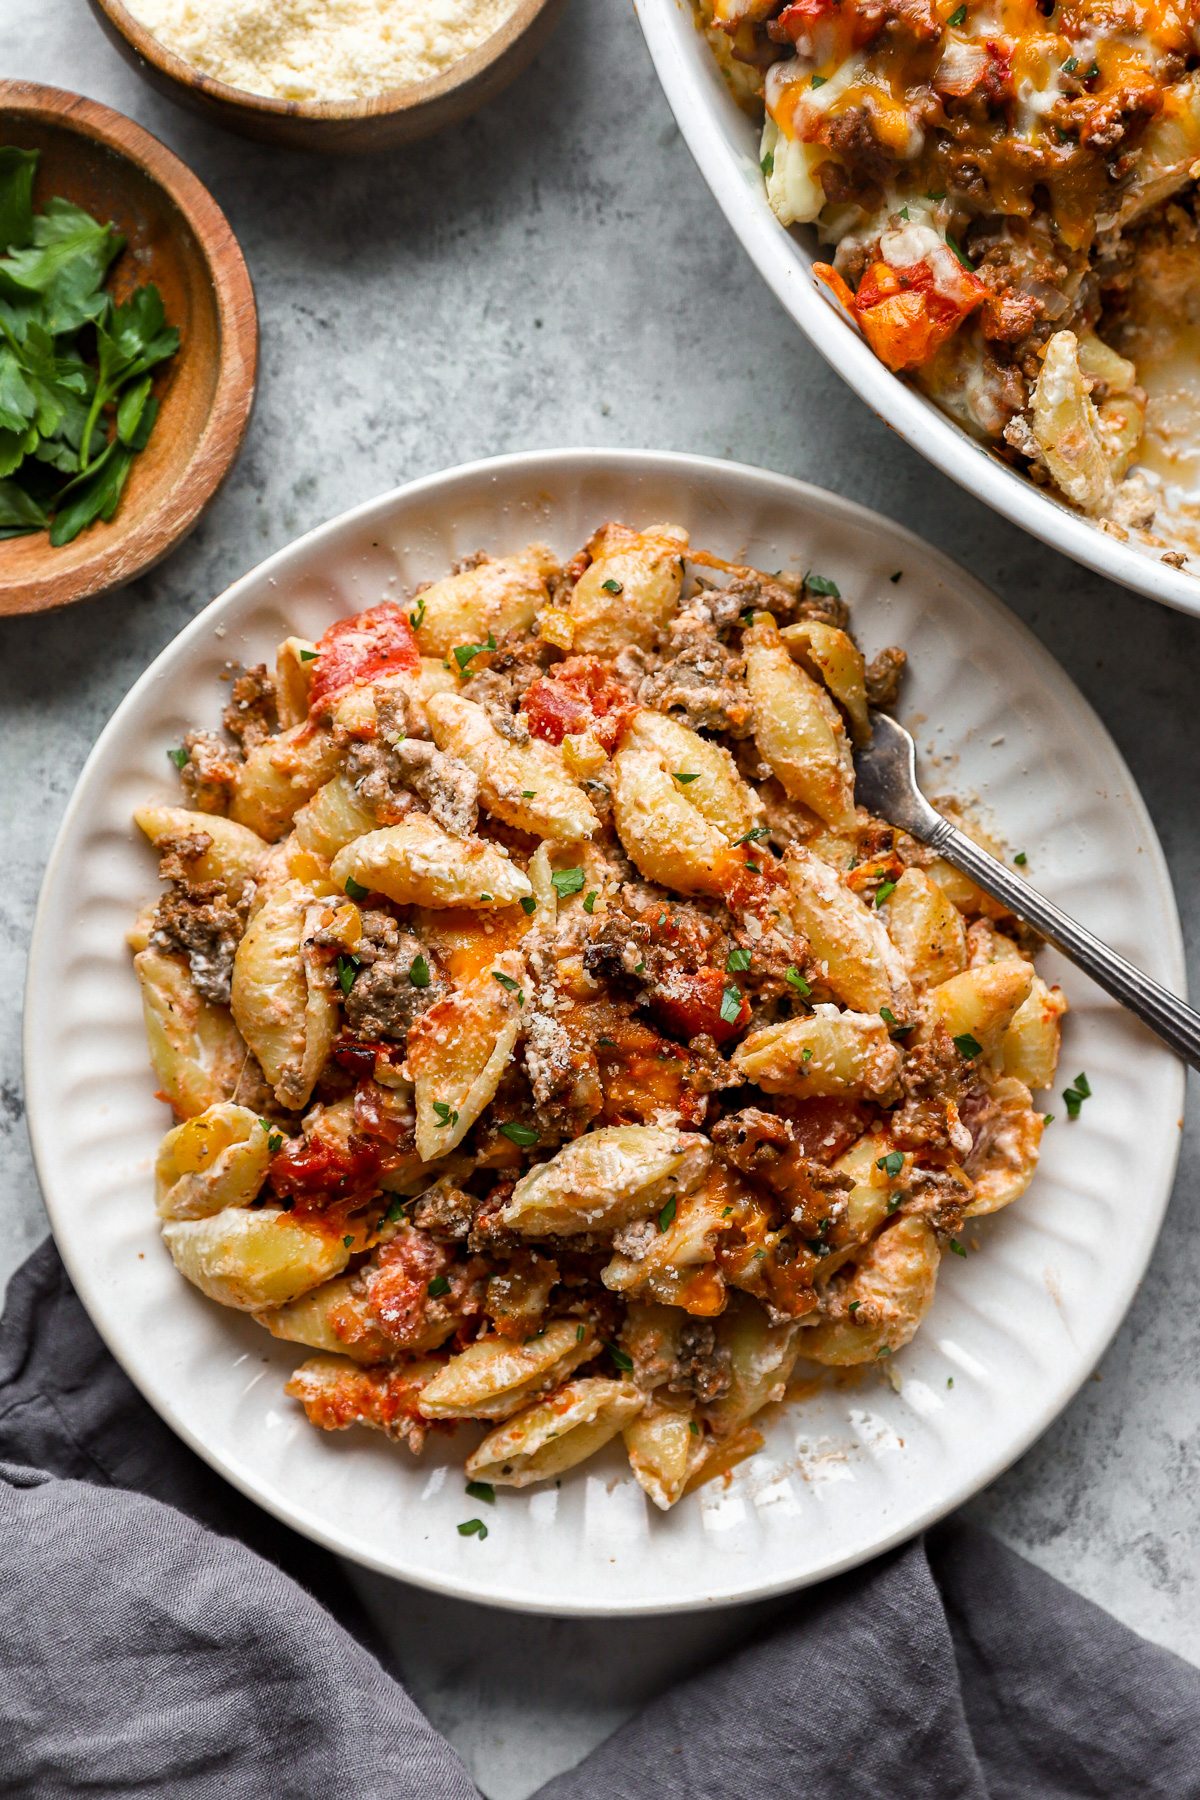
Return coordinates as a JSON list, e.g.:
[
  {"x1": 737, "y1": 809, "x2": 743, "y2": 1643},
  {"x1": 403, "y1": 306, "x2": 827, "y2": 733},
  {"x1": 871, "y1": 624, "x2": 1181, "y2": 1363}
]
[{"x1": 0, "y1": 82, "x2": 257, "y2": 615}]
